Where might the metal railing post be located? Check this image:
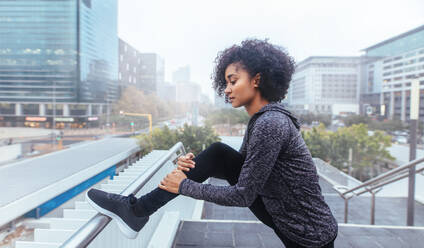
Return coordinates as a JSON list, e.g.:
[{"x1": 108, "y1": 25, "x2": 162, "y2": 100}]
[
  {"x1": 370, "y1": 192, "x2": 375, "y2": 225},
  {"x1": 344, "y1": 198, "x2": 349, "y2": 224}
]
